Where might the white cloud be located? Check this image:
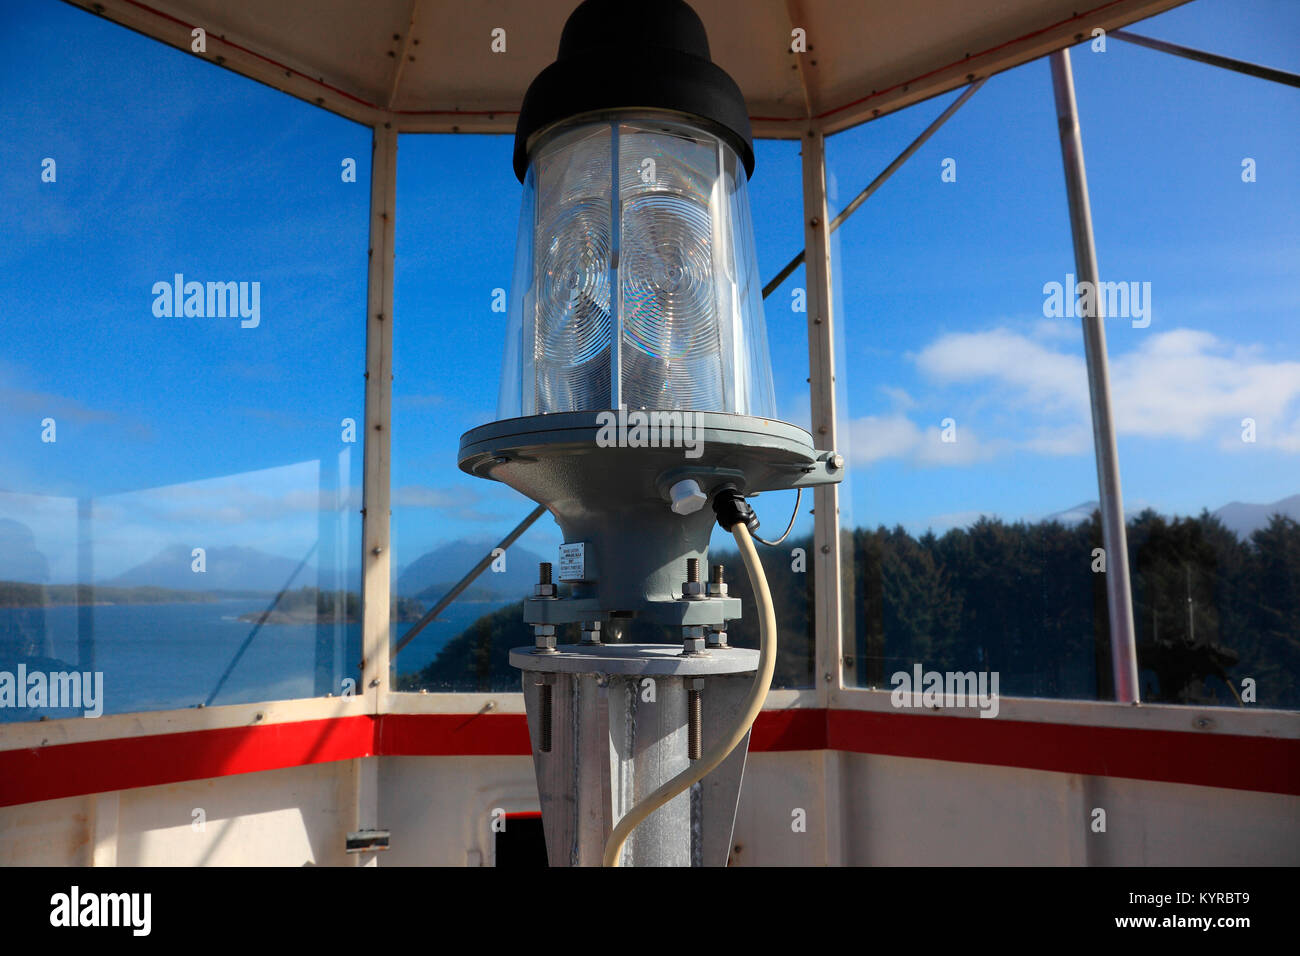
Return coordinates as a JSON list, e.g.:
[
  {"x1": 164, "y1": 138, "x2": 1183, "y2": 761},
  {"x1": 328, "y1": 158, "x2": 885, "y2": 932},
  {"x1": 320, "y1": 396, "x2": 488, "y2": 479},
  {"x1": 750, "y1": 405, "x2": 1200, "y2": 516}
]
[
  {"x1": 846, "y1": 413, "x2": 992, "y2": 467},
  {"x1": 847, "y1": 325, "x2": 1300, "y2": 465}
]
